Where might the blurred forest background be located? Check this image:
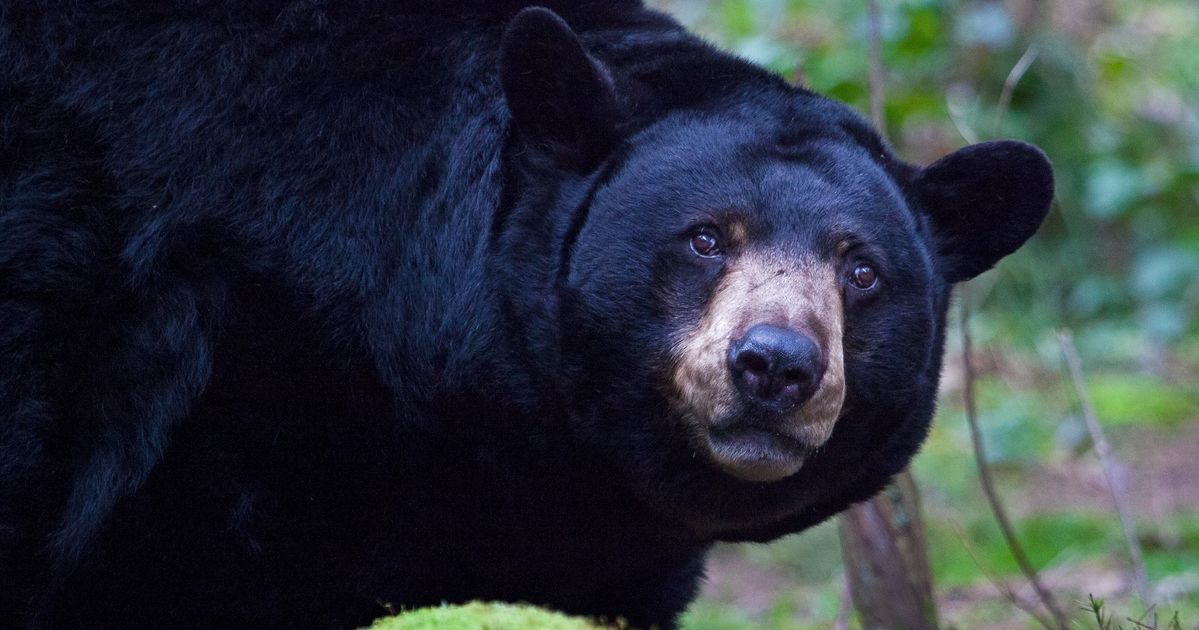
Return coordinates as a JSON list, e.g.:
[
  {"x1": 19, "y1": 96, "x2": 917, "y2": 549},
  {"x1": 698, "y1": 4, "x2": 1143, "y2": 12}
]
[{"x1": 644, "y1": 0, "x2": 1199, "y2": 628}]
